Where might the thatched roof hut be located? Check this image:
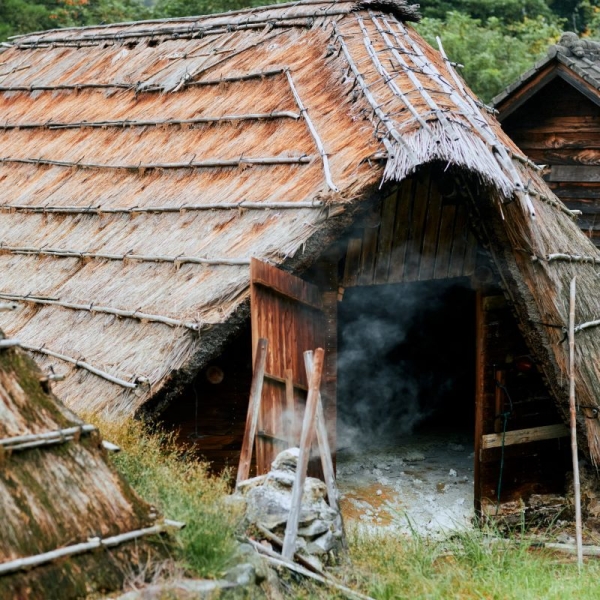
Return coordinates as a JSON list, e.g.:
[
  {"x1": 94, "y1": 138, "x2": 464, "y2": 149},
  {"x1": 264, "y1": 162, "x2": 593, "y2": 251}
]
[
  {"x1": 1, "y1": 0, "x2": 600, "y2": 481},
  {"x1": 0, "y1": 330, "x2": 174, "y2": 598}
]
